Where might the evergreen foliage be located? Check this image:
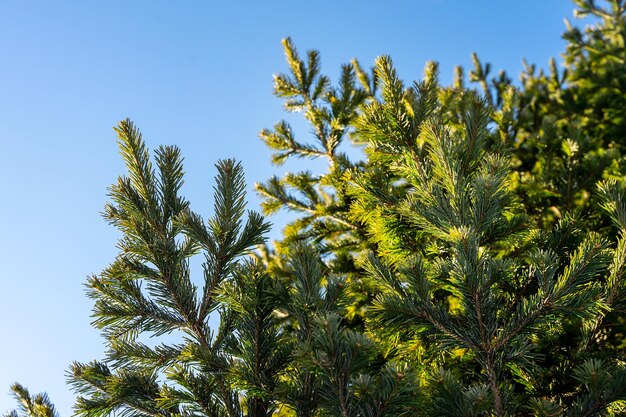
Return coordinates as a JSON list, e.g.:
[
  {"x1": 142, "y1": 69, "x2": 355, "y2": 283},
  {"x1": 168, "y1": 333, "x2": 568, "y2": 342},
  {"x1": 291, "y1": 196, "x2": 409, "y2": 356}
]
[
  {"x1": 3, "y1": 384, "x2": 58, "y2": 417},
  {"x1": 6, "y1": 0, "x2": 626, "y2": 415},
  {"x1": 255, "y1": 0, "x2": 626, "y2": 414}
]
